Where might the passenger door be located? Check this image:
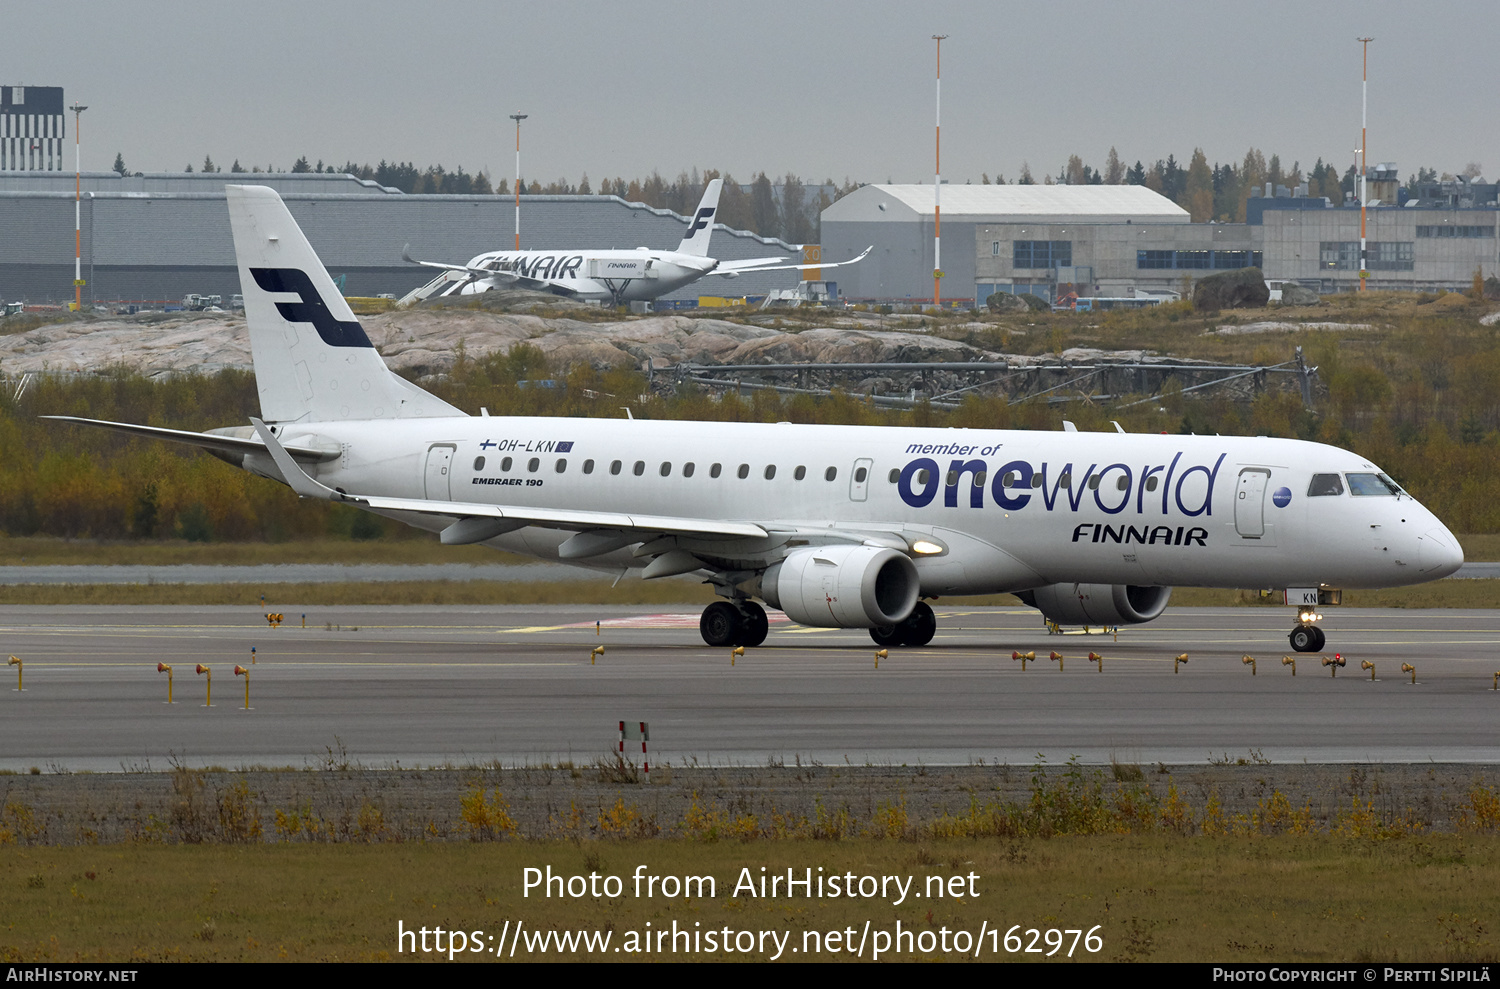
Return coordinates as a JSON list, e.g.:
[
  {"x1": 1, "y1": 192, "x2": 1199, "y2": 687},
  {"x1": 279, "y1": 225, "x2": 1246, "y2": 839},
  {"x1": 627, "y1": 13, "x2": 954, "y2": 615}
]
[
  {"x1": 1234, "y1": 467, "x2": 1271, "y2": 538},
  {"x1": 424, "y1": 444, "x2": 456, "y2": 501}
]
